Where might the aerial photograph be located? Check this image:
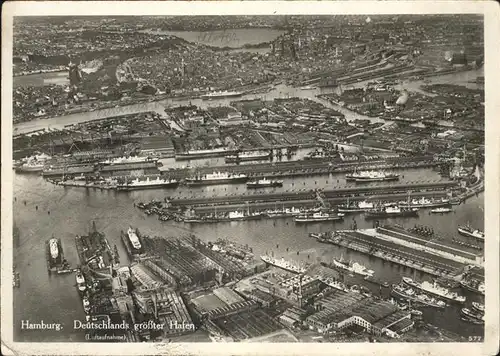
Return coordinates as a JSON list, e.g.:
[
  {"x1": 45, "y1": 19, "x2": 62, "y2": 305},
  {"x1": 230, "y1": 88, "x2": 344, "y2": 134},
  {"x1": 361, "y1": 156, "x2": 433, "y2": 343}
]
[{"x1": 11, "y1": 15, "x2": 485, "y2": 343}]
